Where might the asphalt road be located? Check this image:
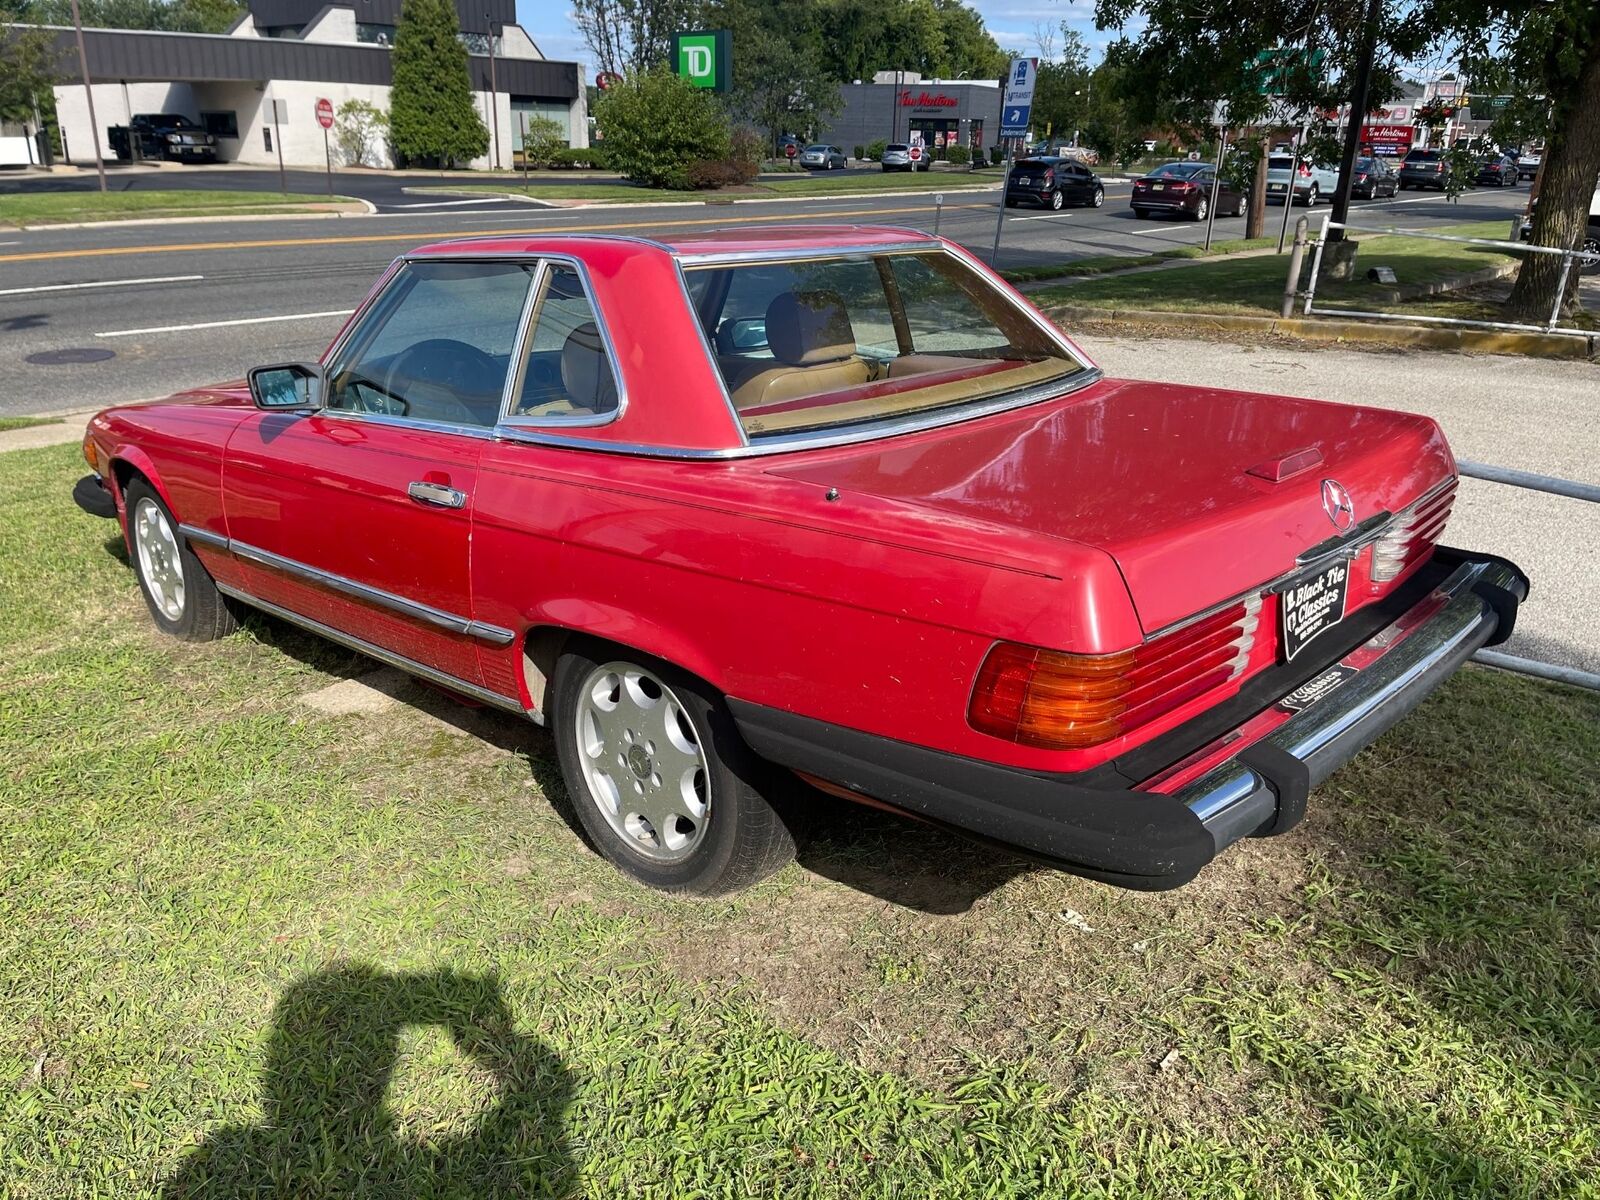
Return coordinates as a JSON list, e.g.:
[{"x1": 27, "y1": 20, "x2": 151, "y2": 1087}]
[{"x1": 0, "y1": 178, "x2": 1533, "y2": 414}]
